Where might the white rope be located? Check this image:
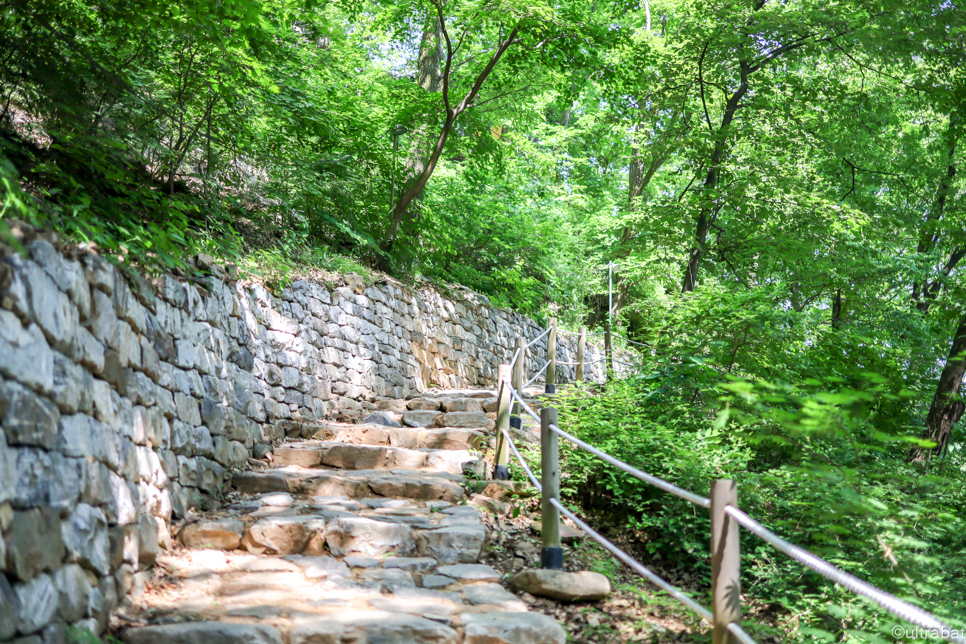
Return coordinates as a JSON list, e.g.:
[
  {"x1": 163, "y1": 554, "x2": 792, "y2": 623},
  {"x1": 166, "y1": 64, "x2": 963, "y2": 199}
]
[
  {"x1": 549, "y1": 423, "x2": 711, "y2": 509},
  {"x1": 507, "y1": 385, "x2": 542, "y2": 423},
  {"x1": 524, "y1": 327, "x2": 552, "y2": 350},
  {"x1": 508, "y1": 347, "x2": 522, "y2": 370},
  {"x1": 724, "y1": 506, "x2": 966, "y2": 644},
  {"x1": 549, "y1": 498, "x2": 713, "y2": 622},
  {"x1": 524, "y1": 360, "x2": 552, "y2": 388},
  {"x1": 500, "y1": 427, "x2": 542, "y2": 492},
  {"x1": 610, "y1": 332, "x2": 649, "y2": 348},
  {"x1": 727, "y1": 623, "x2": 759, "y2": 644}
]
